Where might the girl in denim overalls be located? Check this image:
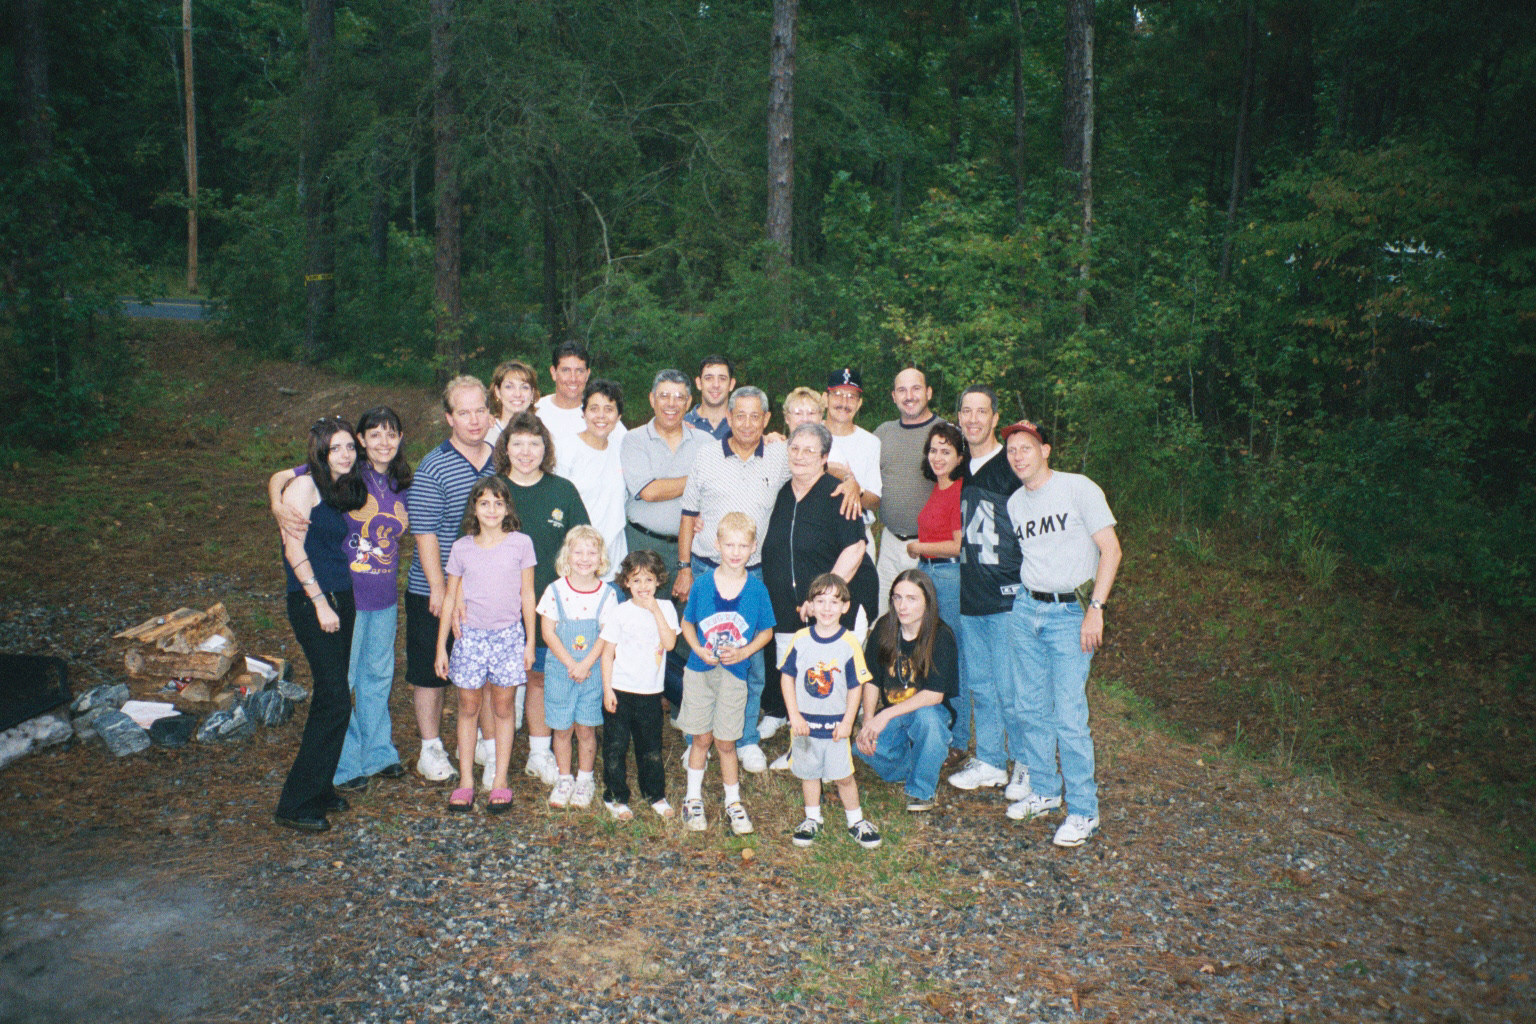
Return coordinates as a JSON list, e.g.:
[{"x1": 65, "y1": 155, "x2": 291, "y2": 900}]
[{"x1": 535, "y1": 525, "x2": 618, "y2": 808}]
